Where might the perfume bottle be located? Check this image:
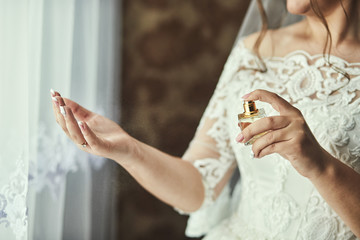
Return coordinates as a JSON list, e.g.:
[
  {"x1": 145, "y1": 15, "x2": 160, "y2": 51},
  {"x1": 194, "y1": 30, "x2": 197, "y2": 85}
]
[{"x1": 238, "y1": 100, "x2": 267, "y2": 145}]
